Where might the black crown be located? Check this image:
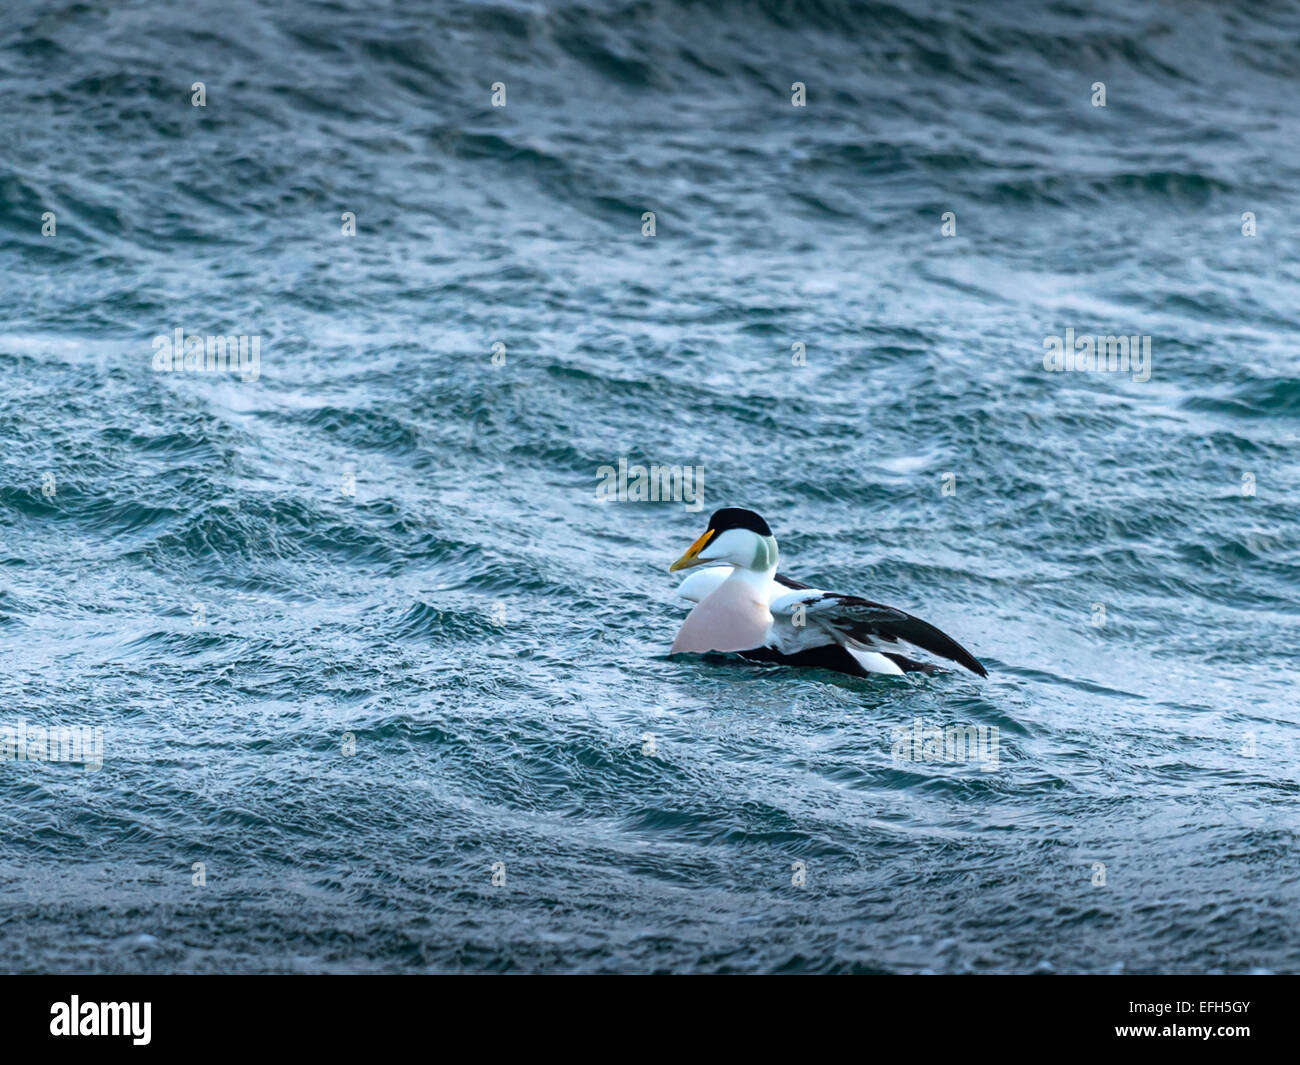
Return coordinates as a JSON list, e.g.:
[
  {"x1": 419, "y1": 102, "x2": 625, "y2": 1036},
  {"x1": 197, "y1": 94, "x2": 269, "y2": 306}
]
[{"x1": 708, "y1": 508, "x2": 772, "y2": 537}]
